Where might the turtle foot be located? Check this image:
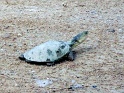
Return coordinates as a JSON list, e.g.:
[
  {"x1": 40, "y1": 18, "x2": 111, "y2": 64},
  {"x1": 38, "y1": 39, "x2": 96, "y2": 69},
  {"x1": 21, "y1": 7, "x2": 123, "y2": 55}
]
[
  {"x1": 67, "y1": 51, "x2": 76, "y2": 61},
  {"x1": 46, "y1": 62, "x2": 55, "y2": 66}
]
